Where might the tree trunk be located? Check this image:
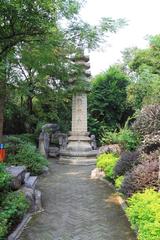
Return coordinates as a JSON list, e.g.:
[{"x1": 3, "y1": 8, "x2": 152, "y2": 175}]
[
  {"x1": 27, "y1": 95, "x2": 33, "y2": 114},
  {"x1": 0, "y1": 60, "x2": 7, "y2": 143},
  {"x1": 0, "y1": 79, "x2": 6, "y2": 143},
  {"x1": 0, "y1": 97, "x2": 4, "y2": 143}
]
